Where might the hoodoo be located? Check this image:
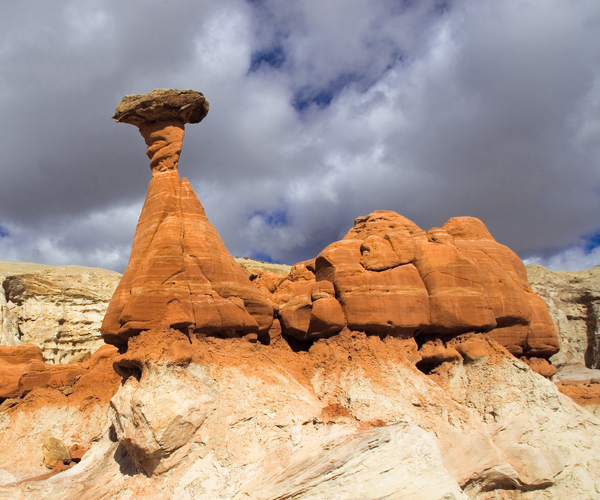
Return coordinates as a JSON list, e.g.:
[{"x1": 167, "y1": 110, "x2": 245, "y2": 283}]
[
  {"x1": 101, "y1": 89, "x2": 273, "y2": 348},
  {"x1": 2, "y1": 90, "x2": 600, "y2": 499}
]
